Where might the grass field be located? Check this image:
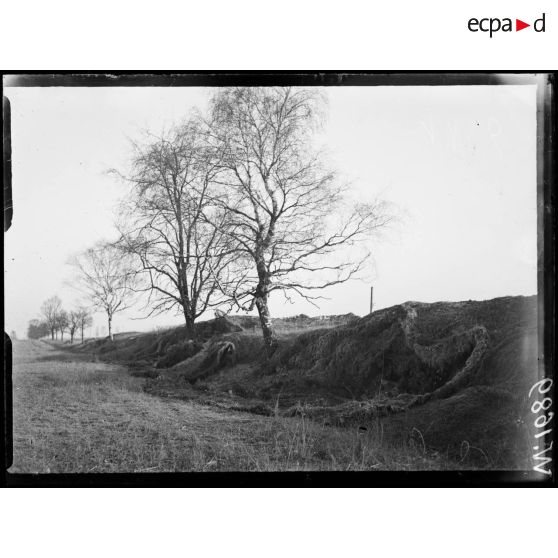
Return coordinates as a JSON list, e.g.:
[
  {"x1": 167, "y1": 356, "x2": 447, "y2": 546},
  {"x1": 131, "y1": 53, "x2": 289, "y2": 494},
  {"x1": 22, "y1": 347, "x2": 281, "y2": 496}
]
[{"x1": 9, "y1": 339, "x2": 464, "y2": 472}]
